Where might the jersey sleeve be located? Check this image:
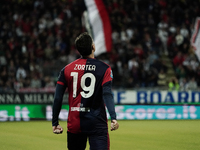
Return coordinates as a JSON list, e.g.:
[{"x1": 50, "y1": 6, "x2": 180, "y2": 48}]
[
  {"x1": 102, "y1": 66, "x2": 116, "y2": 120},
  {"x1": 57, "y1": 68, "x2": 67, "y2": 86},
  {"x1": 52, "y1": 68, "x2": 67, "y2": 126},
  {"x1": 103, "y1": 81, "x2": 116, "y2": 121},
  {"x1": 102, "y1": 67, "x2": 113, "y2": 86},
  {"x1": 52, "y1": 84, "x2": 66, "y2": 126}
]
